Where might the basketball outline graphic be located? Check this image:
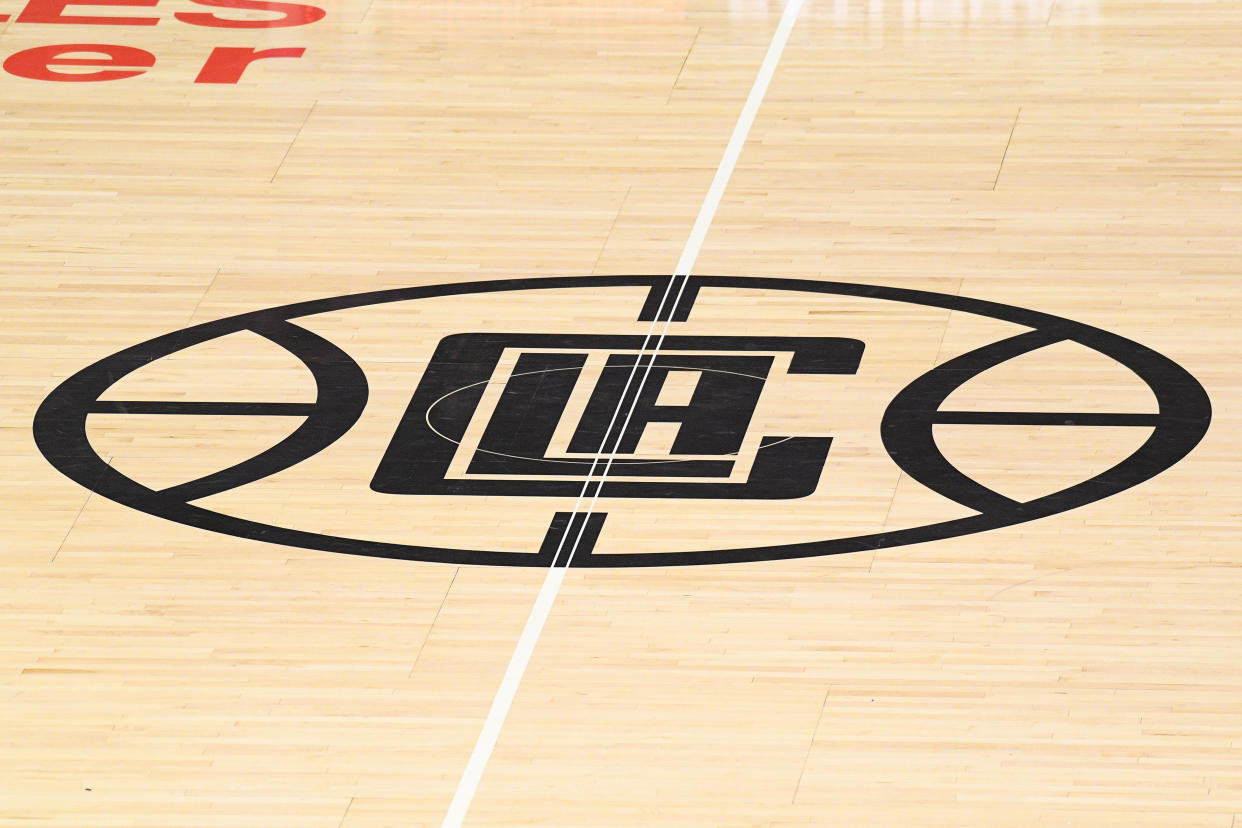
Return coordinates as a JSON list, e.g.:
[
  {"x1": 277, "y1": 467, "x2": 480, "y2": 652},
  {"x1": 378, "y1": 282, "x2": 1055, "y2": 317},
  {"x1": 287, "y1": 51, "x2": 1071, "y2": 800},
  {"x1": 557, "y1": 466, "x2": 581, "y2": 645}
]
[{"x1": 33, "y1": 276, "x2": 1211, "y2": 567}]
